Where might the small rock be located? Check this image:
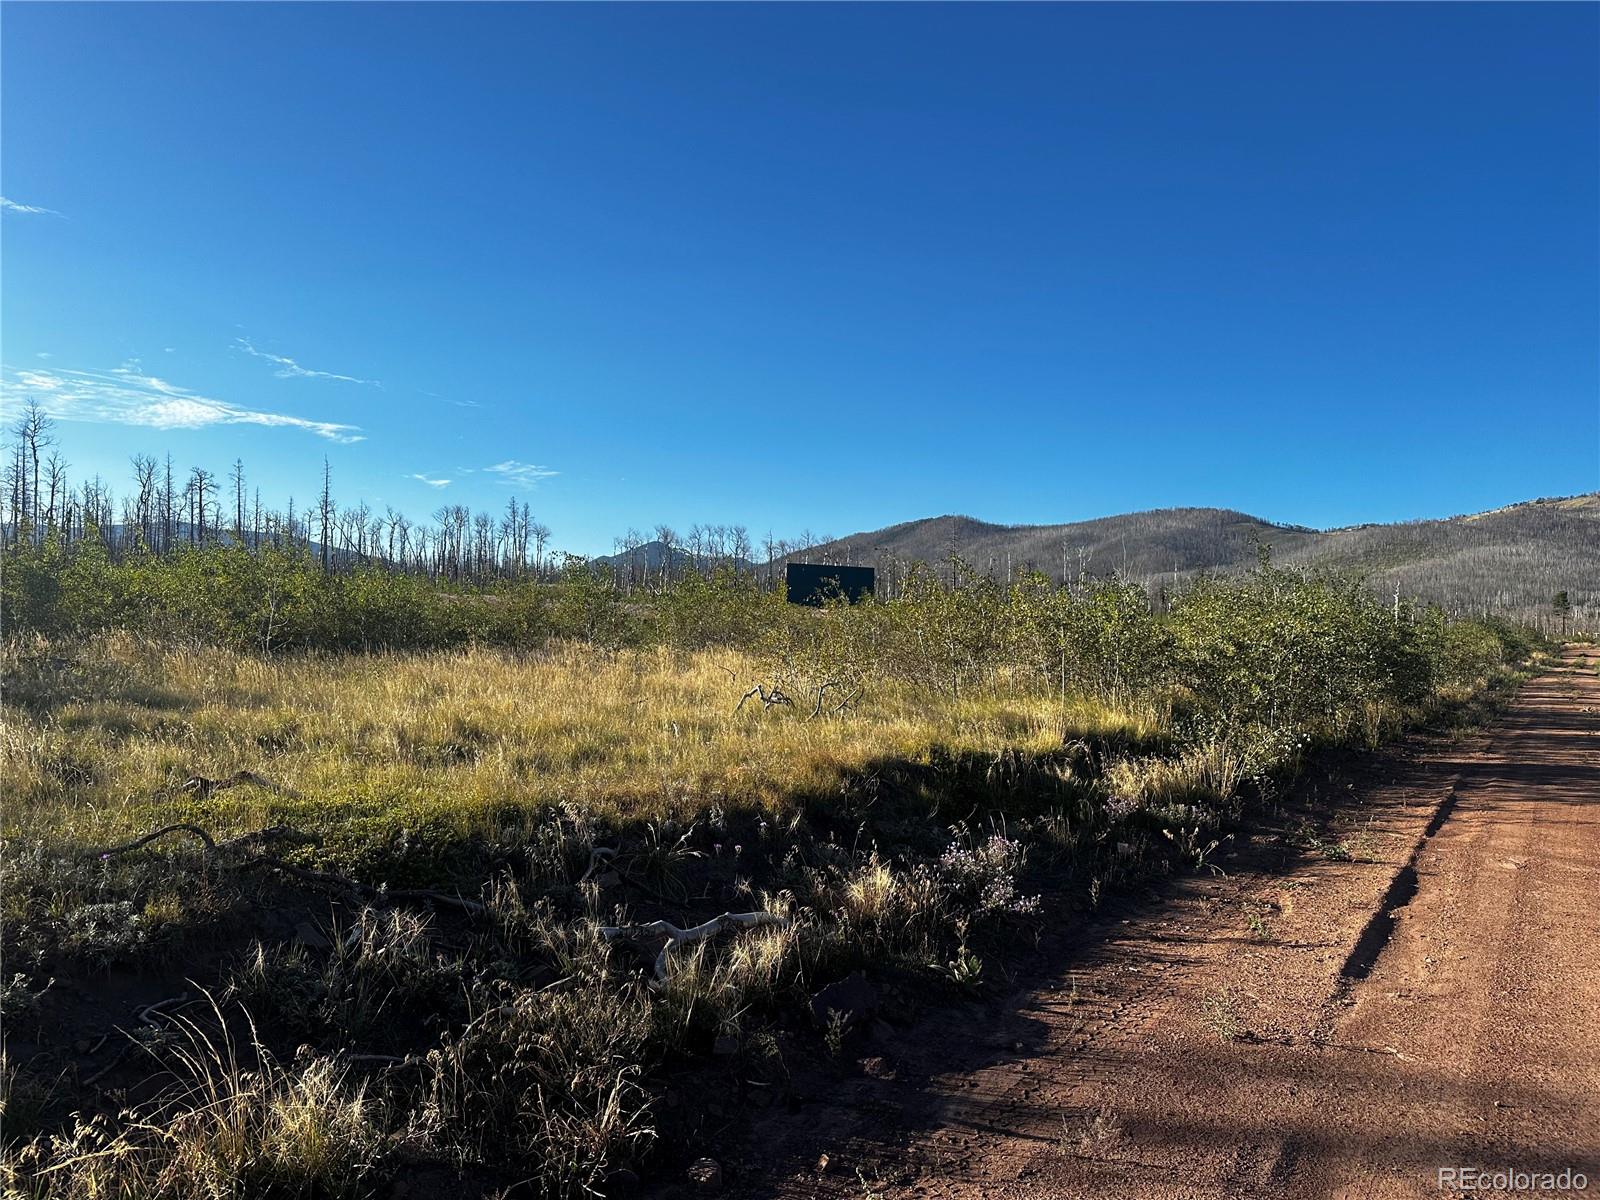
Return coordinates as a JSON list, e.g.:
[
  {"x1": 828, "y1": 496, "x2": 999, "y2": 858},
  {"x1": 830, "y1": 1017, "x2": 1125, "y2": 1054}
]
[
  {"x1": 687, "y1": 1157, "x2": 723, "y2": 1193},
  {"x1": 815, "y1": 1153, "x2": 831, "y2": 1174},
  {"x1": 712, "y1": 1035, "x2": 739, "y2": 1056},
  {"x1": 293, "y1": 921, "x2": 331, "y2": 950}
]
